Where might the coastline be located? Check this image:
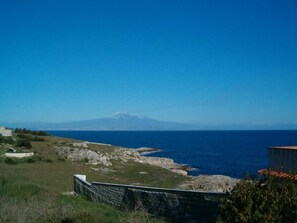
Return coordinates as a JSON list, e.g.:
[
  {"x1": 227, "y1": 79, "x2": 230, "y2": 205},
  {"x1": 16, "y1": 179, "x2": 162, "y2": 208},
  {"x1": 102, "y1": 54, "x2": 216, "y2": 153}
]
[
  {"x1": 84, "y1": 141, "x2": 239, "y2": 192},
  {"x1": 48, "y1": 130, "x2": 288, "y2": 178},
  {"x1": 87, "y1": 142, "x2": 190, "y2": 175}
]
